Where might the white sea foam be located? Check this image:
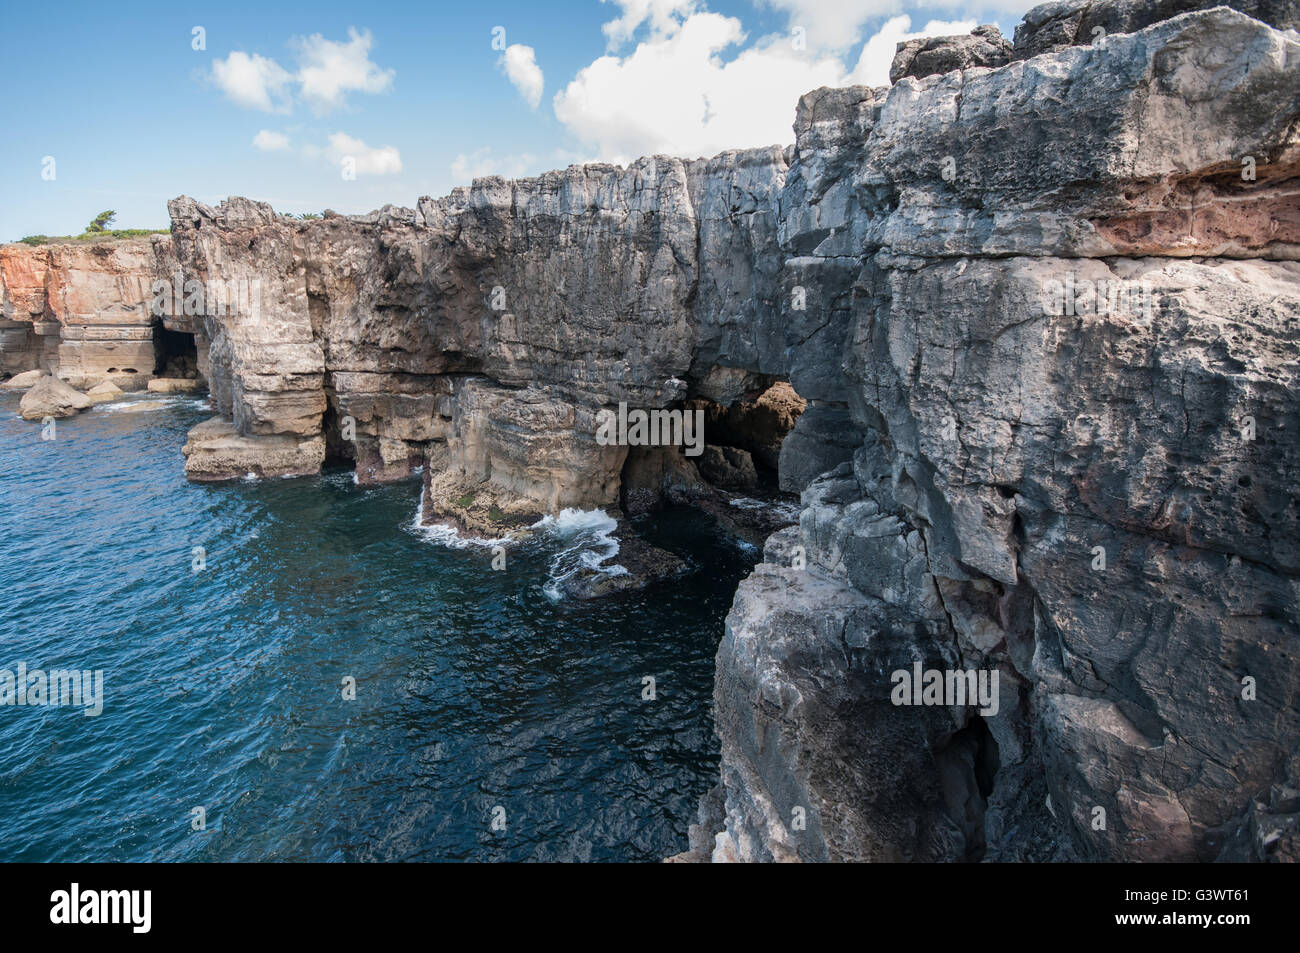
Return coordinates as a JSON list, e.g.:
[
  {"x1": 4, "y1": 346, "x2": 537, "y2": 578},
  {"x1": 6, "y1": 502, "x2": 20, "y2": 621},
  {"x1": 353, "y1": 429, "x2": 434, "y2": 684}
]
[
  {"x1": 96, "y1": 396, "x2": 209, "y2": 414},
  {"x1": 408, "y1": 500, "x2": 626, "y2": 598},
  {"x1": 407, "y1": 498, "x2": 503, "y2": 550},
  {"x1": 728, "y1": 495, "x2": 802, "y2": 522},
  {"x1": 534, "y1": 508, "x2": 626, "y2": 602}
]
